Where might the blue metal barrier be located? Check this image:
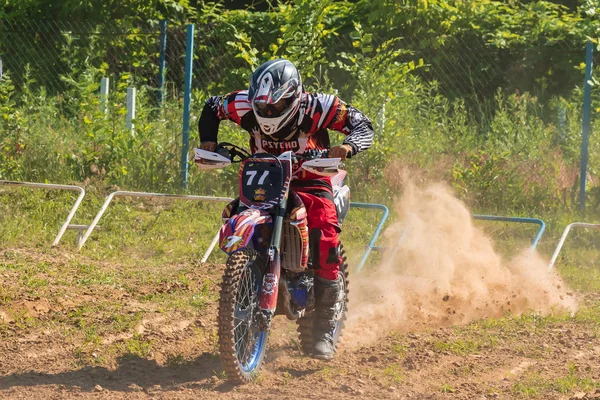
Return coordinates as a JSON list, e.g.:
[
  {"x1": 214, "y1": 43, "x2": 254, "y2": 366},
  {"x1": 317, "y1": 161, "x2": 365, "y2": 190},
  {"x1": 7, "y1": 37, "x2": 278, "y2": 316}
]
[
  {"x1": 349, "y1": 202, "x2": 389, "y2": 272},
  {"x1": 350, "y1": 210, "x2": 546, "y2": 273},
  {"x1": 180, "y1": 23, "x2": 195, "y2": 189},
  {"x1": 471, "y1": 215, "x2": 546, "y2": 250},
  {"x1": 579, "y1": 41, "x2": 594, "y2": 211},
  {"x1": 157, "y1": 20, "x2": 167, "y2": 108}
]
